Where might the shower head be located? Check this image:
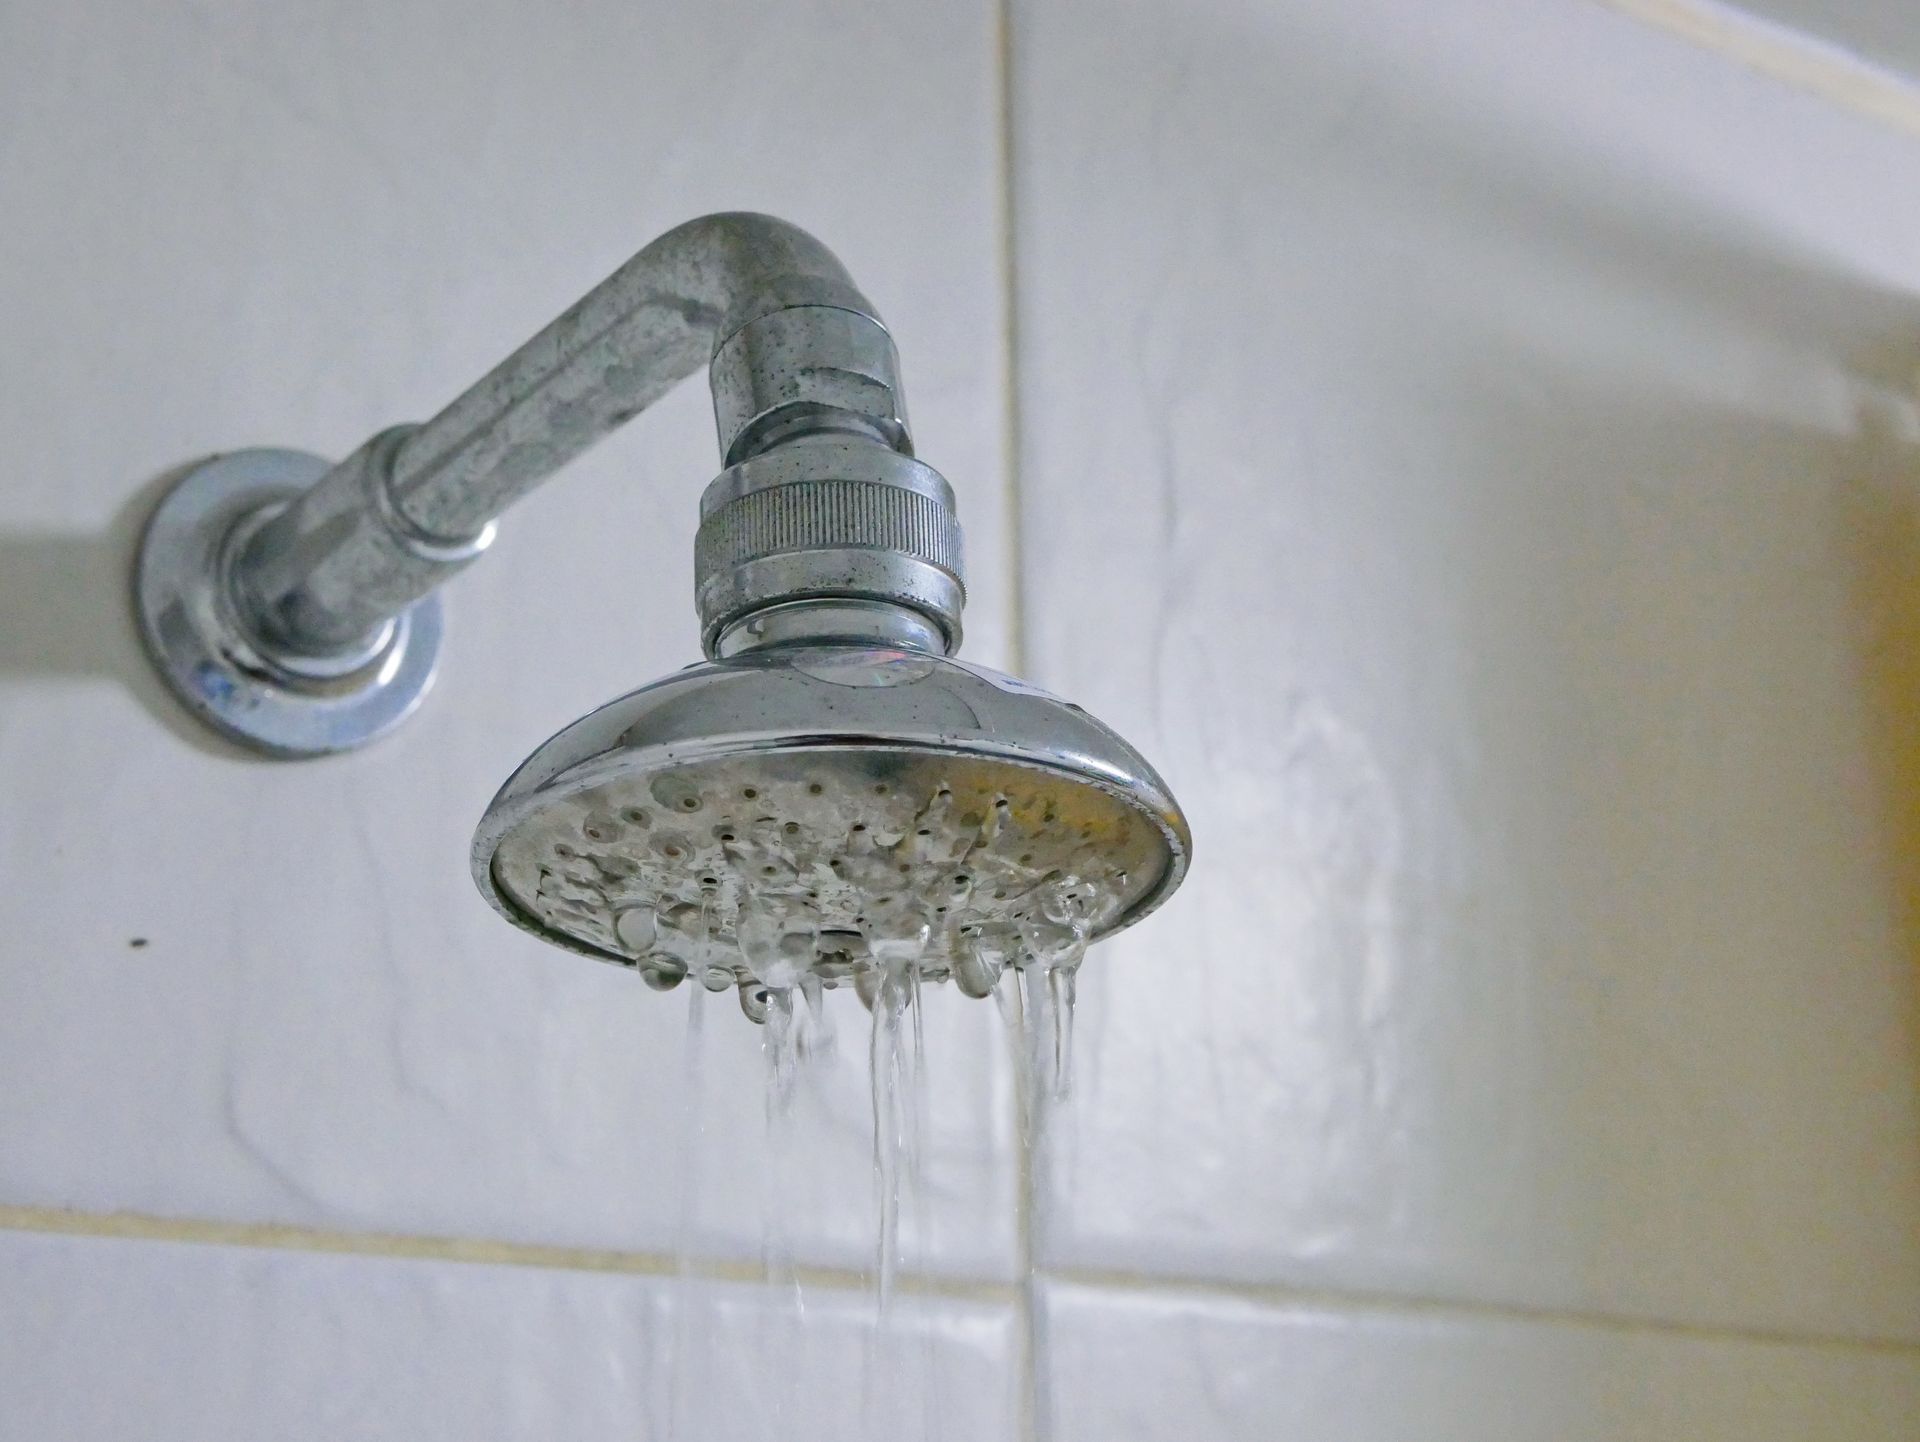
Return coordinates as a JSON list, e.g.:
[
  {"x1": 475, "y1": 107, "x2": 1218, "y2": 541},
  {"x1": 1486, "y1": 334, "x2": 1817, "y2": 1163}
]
[
  {"x1": 132, "y1": 212, "x2": 1190, "y2": 1013},
  {"x1": 472, "y1": 645, "x2": 1189, "y2": 1013}
]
